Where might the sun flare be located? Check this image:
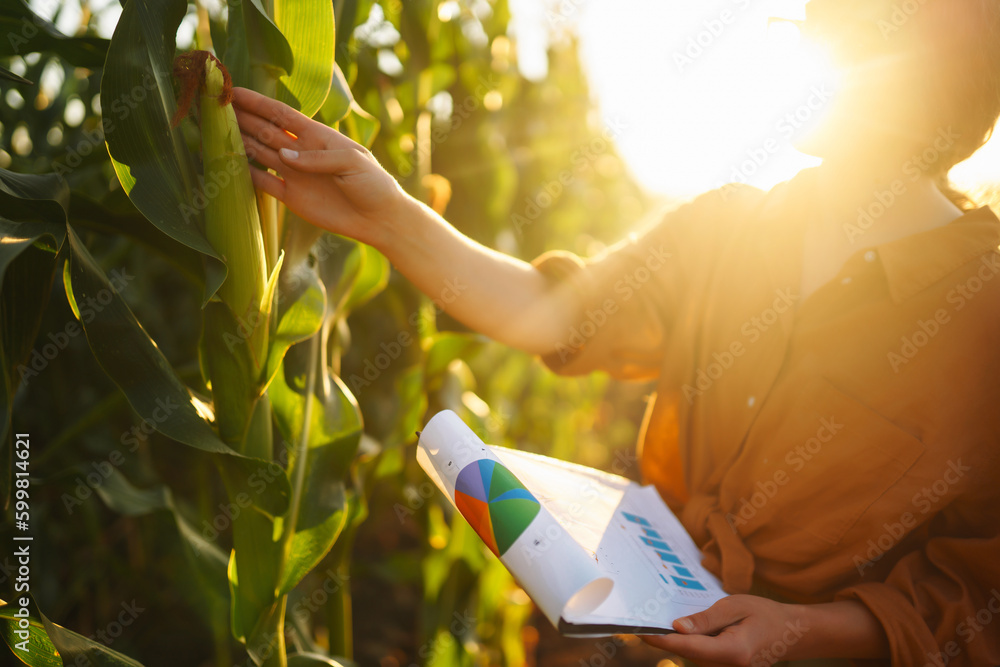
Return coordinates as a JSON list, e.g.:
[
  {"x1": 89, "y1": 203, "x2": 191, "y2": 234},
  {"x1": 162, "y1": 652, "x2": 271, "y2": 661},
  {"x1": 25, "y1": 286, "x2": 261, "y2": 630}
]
[{"x1": 509, "y1": 0, "x2": 1000, "y2": 201}]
